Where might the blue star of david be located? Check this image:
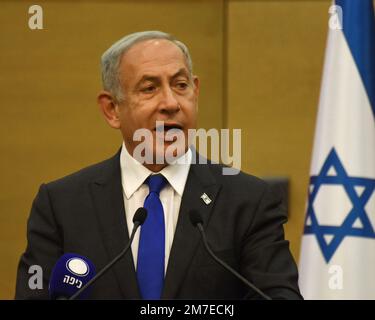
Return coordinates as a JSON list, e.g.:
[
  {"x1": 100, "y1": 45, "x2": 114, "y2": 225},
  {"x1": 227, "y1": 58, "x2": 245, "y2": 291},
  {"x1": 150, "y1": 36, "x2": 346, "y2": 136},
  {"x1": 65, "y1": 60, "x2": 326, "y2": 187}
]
[{"x1": 304, "y1": 147, "x2": 375, "y2": 263}]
